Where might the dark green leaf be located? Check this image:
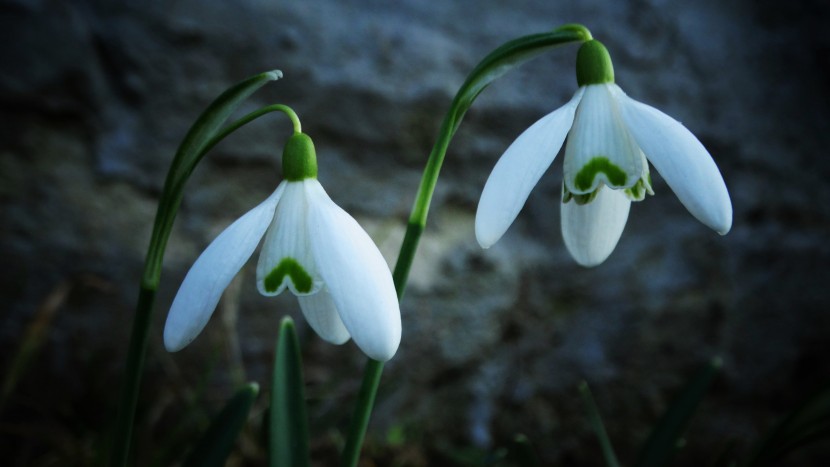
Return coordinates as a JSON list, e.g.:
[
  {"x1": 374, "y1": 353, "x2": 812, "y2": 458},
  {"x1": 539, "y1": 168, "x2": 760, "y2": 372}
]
[
  {"x1": 142, "y1": 70, "x2": 282, "y2": 289},
  {"x1": 741, "y1": 381, "x2": 830, "y2": 466},
  {"x1": 634, "y1": 358, "x2": 721, "y2": 467},
  {"x1": 579, "y1": 381, "x2": 621, "y2": 467},
  {"x1": 181, "y1": 382, "x2": 259, "y2": 467},
  {"x1": 270, "y1": 317, "x2": 310, "y2": 467},
  {"x1": 508, "y1": 433, "x2": 540, "y2": 467}
]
